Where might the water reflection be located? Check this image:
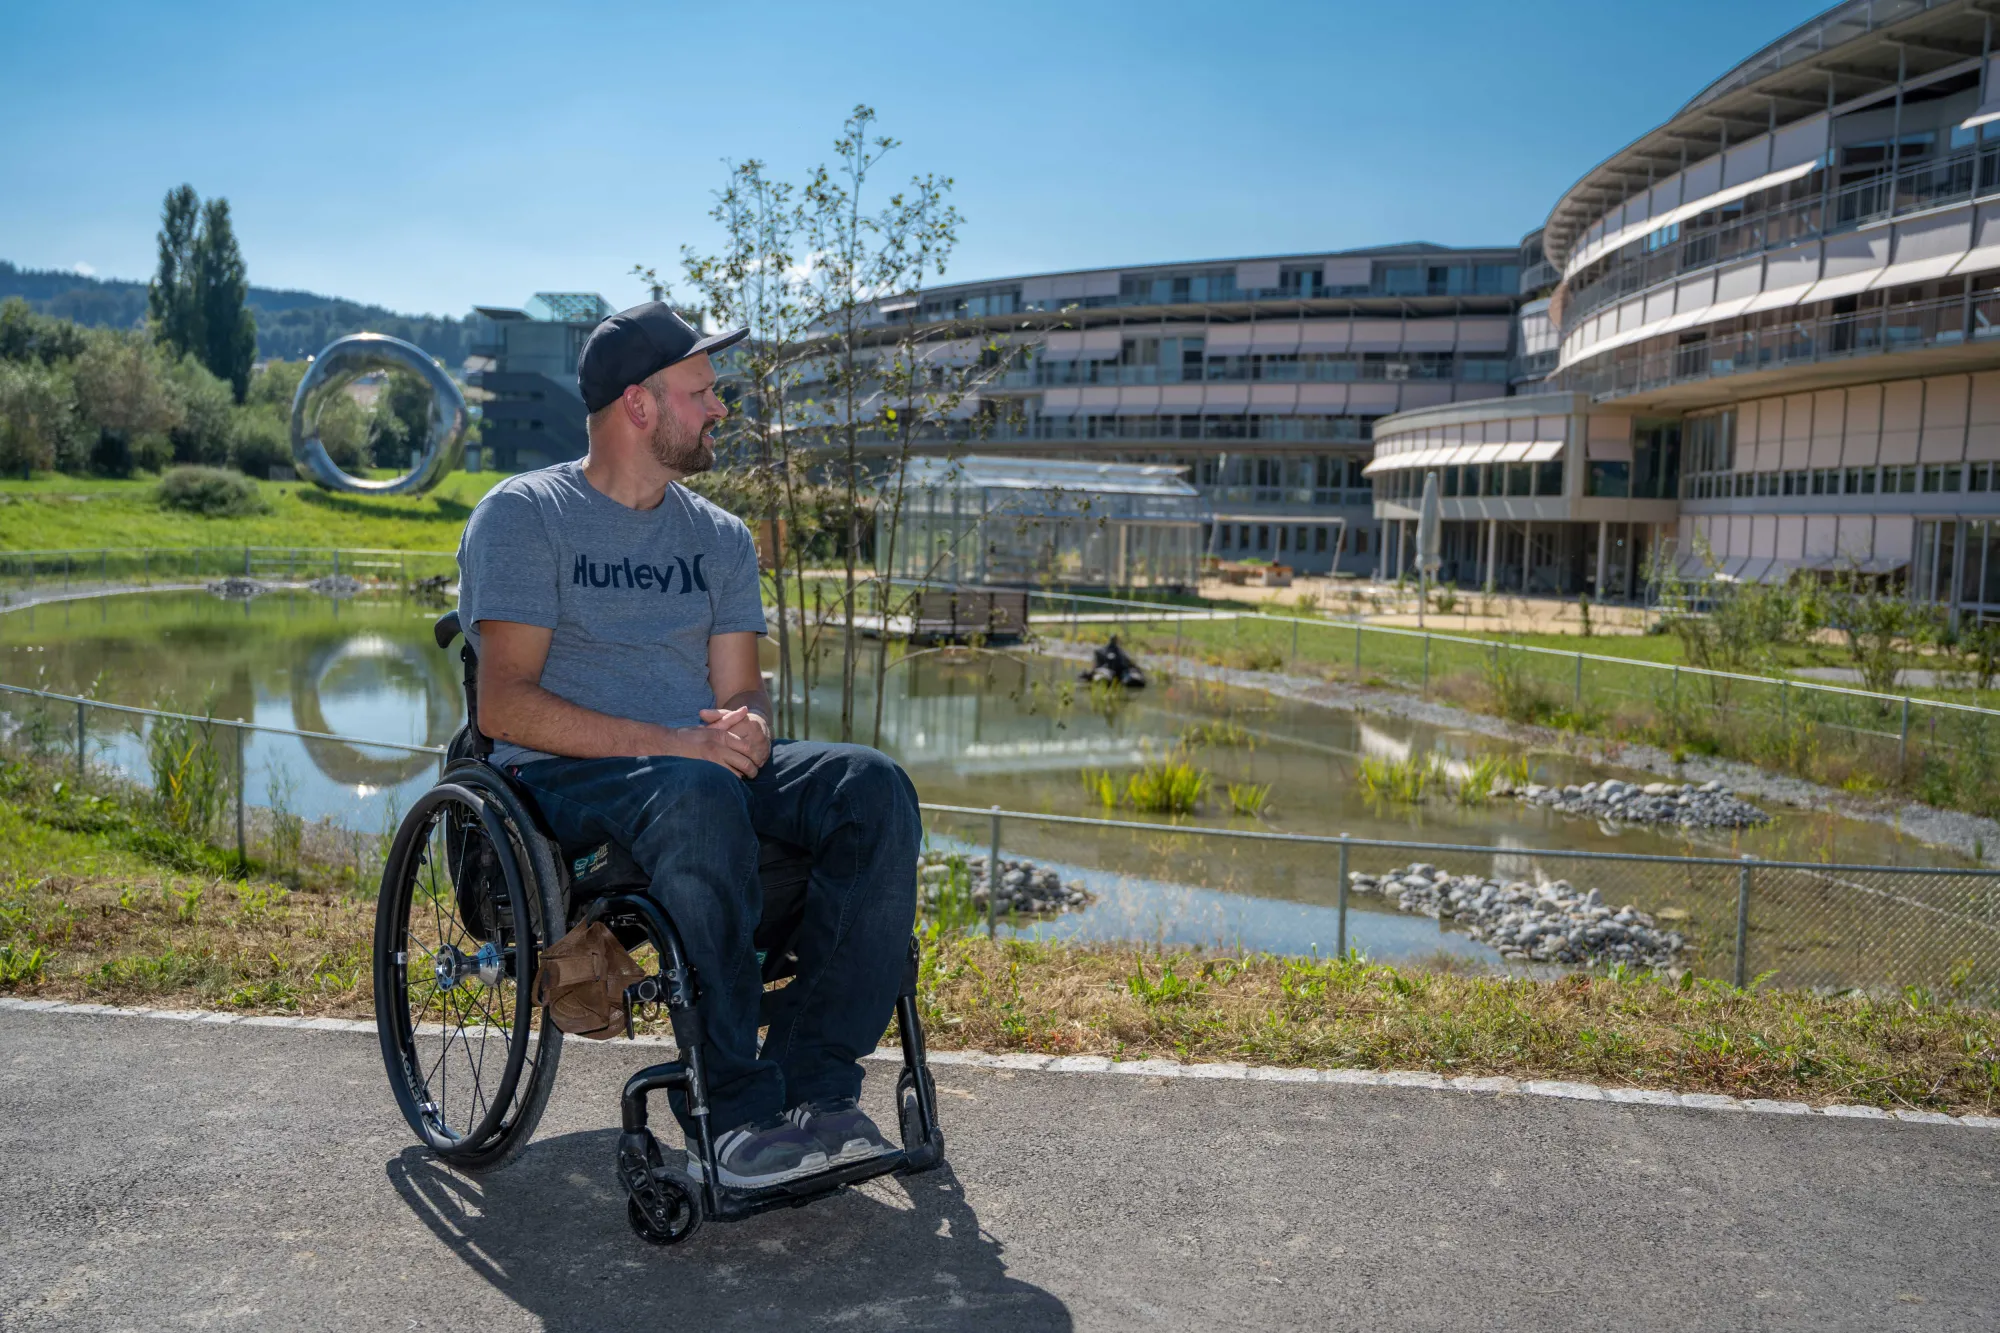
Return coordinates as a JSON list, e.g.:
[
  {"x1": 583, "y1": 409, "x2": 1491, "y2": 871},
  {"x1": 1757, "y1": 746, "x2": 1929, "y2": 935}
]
[{"x1": 0, "y1": 590, "x2": 1977, "y2": 963}]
